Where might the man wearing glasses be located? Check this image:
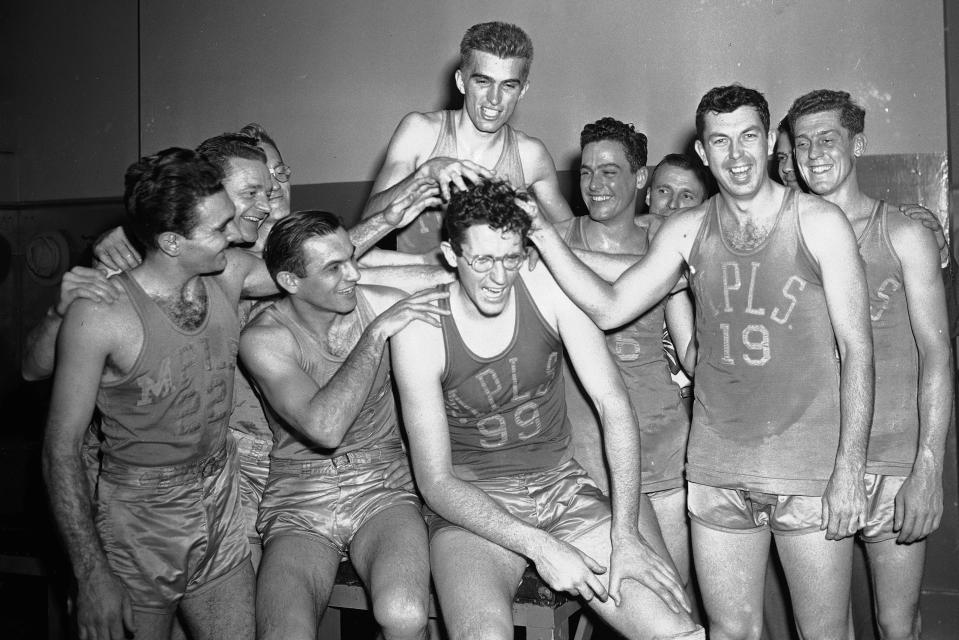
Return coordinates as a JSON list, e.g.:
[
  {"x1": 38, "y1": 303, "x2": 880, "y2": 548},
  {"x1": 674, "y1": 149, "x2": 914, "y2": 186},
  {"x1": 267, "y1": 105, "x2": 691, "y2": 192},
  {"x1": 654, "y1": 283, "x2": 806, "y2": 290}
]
[{"x1": 390, "y1": 180, "x2": 703, "y2": 639}]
